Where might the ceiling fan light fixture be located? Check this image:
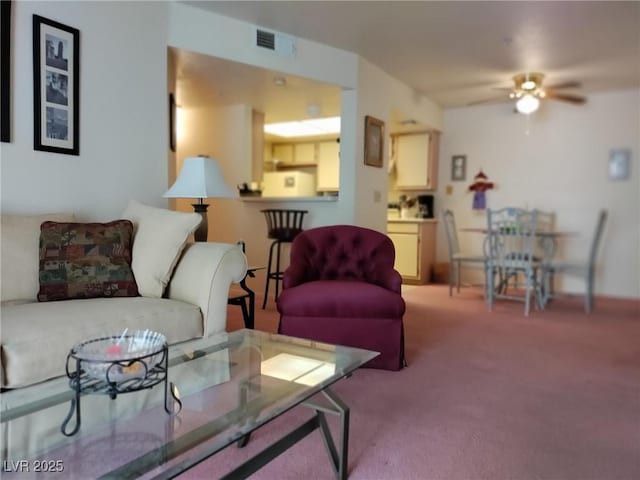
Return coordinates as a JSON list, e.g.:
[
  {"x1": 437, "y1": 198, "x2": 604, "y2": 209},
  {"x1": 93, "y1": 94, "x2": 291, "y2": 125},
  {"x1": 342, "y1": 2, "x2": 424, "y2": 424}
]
[
  {"x1": 516, "y1": 94, "x2": 540, "y2": 114},
  {"x1": 521, "y1": 79, "x2": 537, "y2": 90}
]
